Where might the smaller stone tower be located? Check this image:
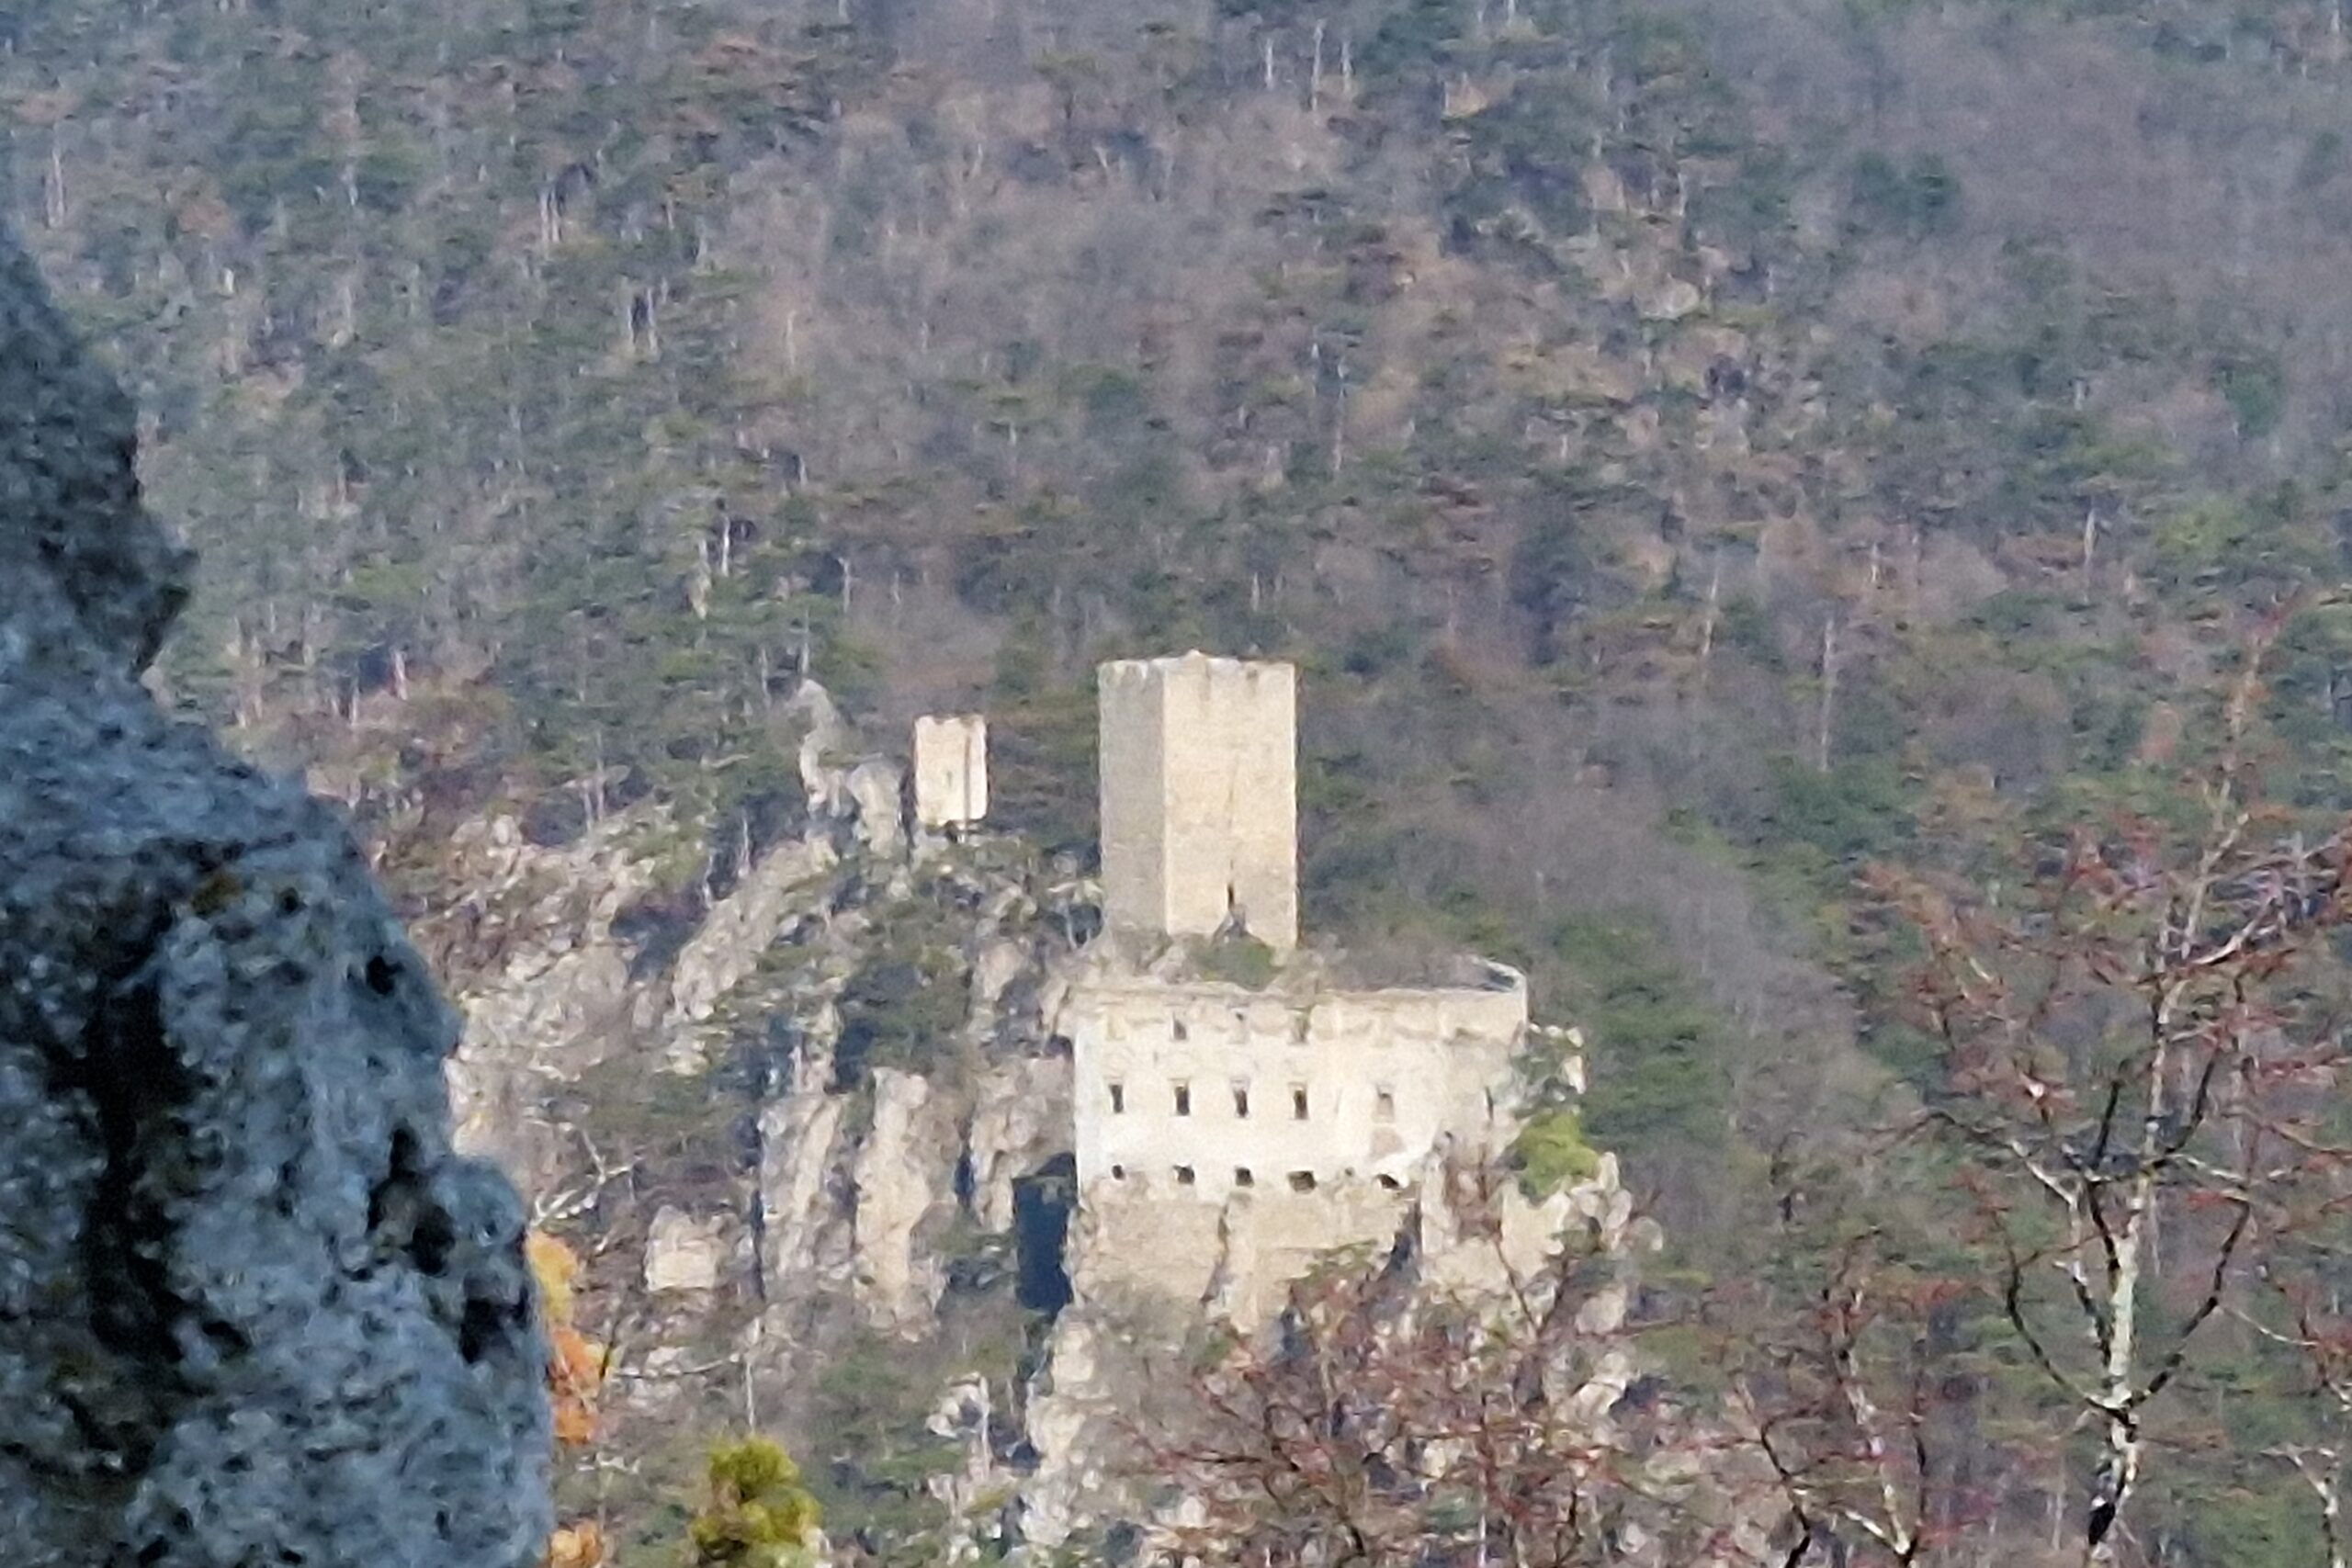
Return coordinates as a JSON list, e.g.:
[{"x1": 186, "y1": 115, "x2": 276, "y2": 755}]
[
  {"x1": 1098, "y1": 652, "x2": 1296, "y2": 951},
  {"x1": 912, "y1": 715, "x2": 989, "y2": 829}
]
